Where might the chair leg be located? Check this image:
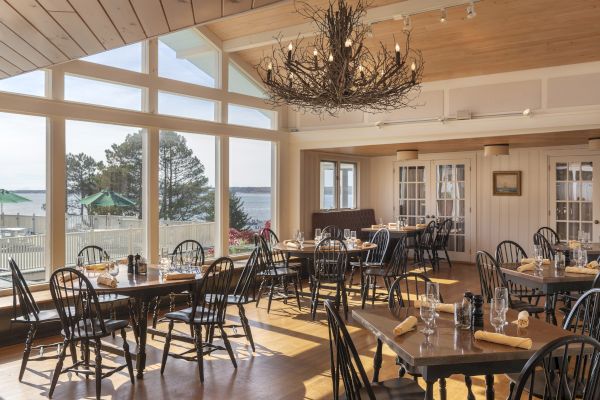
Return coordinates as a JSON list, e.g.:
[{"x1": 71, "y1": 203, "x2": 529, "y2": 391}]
[
  {"x1": 151, "y1": 296, "x2": 161, "y2": 339},
  {"x1": 19, "y1": 324, "x2": 36, "y2": 381},
  {"x1": 69, "y1": 341, "x2": 78, "y2": 366},
  {"x1": 361, "y1": 276, "x2": 369, "y2": 309},
  {"x1": 48, "y1": 339, "x2": 68, "y2": 398},
  {"x1": 311, "y1": 281, "x2": 321, "y2": 320},
  {"x1": 341, "y1": 283, "x2": 349, "y2": 321},
  {"x1": 255, "y1": 277, "x2": 266, "y2": 307},
  {"x1": 507, "y1": 381, "x2": 515, "y2": 400},
  {"x1": 238, "y1": 304, "x2": 255, "y2": 352},
  {"x1": 160, "y1": 321, "x2": 174, "y2": 375},
  {"x1": 267, "y1": 278, "x2": 275, "y2": 314},
  {"x1": 110, "y1": 302, "x2": 116, "y2": 339},
  {"x1": 439, "y1": 377, "x2": 447, "y2": 400},
  {"x1": 445, "y1": 249, "x2": 453, "y2": 268},
  {"x1": 93, "y1": 338, "x2": 102, "y2": 400},
  {"x1": 348, "y1": 265, "x2": 356, "y2": 288},
  {"x1": 193, "y1": 325, "x2": 204, "y2": 383},
  {"x1": 465, "y1": 375, "x2": 476, "y2": 400},
  {"x1": 128, "y1": 299, "x2": 139, "y2": 345},
  {"x1": 371, "y1": 276, "x2": 377, "y2": 305},
  {"x1": 293, "y1": 276, "x2": 302, "y2": 311},
  {"x1": 219, "y1": 324, "x2": 237, "y2": 369},
  {"x1": 121, "y1": 328, "x2": 135, "y2": 384}
]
